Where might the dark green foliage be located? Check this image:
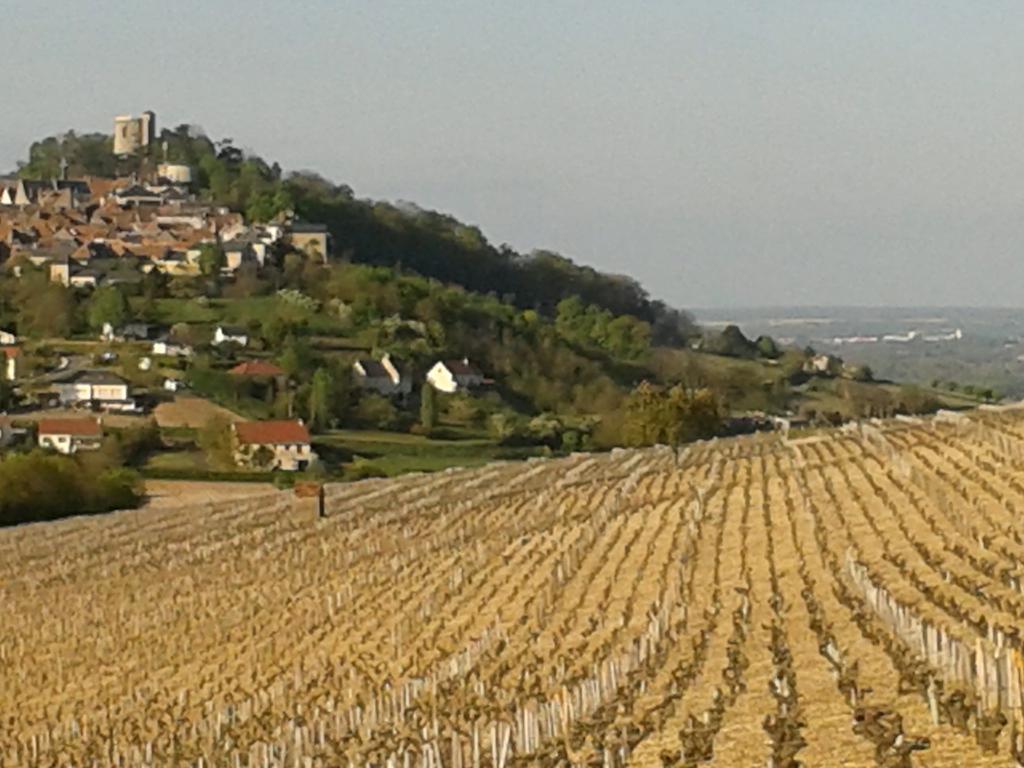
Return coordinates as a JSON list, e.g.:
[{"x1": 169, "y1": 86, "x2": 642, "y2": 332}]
[
  {"x1": 115, "y1": 421, "x2": 162, "y2": 466},
  {"x1": 555, "y1": 296, "x2": 651, "y2": 360},
  {"x1": 18, "y1": 132, "x2": 118, "y2": 179},
  {"x1": 307, "y1": 367, "x2": 334, "y2": 432},
  {"x1": 352, "y1": 393, "x2": 402, "y2": 430},
  {"x1": 87, "y1": 286, "x2": 130, "y2": 330},
  {"x1": 197, "y1": 415, "x2": 235, "y2": 470},
  {"x1": 755, "y1": 335, "x2": 780, "y2": 359},
  {"x1": 420, "y1": 383, "x2": 438, "y2": 431},
  {"x1": 0, "y1": 451, "x2": 142, "y2": 527},
  {"x1": 198, "y1": 243, "x2": 226, "y2": 276},
  {"x1": 0, "y1": 379, "x2": 15, "y2": 412},
  {"x1": 8, "y1": 271, "x2": 76, "y2": 338},
  {"x1": 702, "y1": 325, "x2": 758, "y2": 358},
  {"x1": 14, "y1": 124, "x2": 696, "y2": 340},
  {"x1": 622, "y1": 382, "x2": 723, "y2": 447}
]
